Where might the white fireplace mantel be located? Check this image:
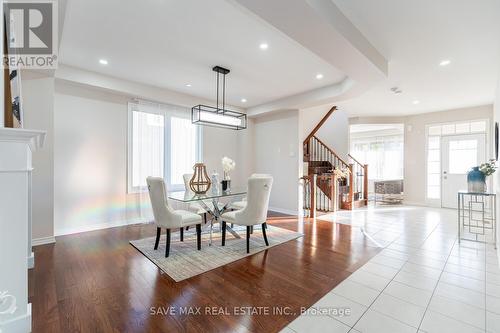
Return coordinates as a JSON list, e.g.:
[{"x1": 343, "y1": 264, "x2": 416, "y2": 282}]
[{"x1": 0, "y1": 128, "x2": 46, "y2": 333}]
